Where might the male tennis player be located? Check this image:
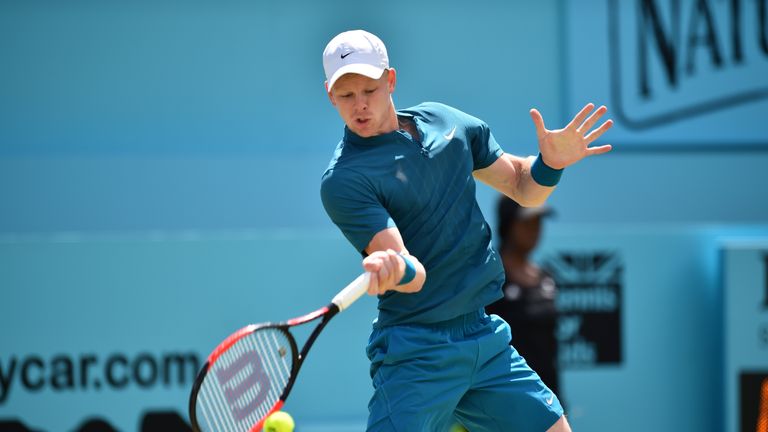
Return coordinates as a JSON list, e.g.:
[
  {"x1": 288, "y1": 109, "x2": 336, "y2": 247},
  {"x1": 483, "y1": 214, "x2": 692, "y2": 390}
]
[{"x1": 320, "y1": 30, "x2": 612, "y2": 432}]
